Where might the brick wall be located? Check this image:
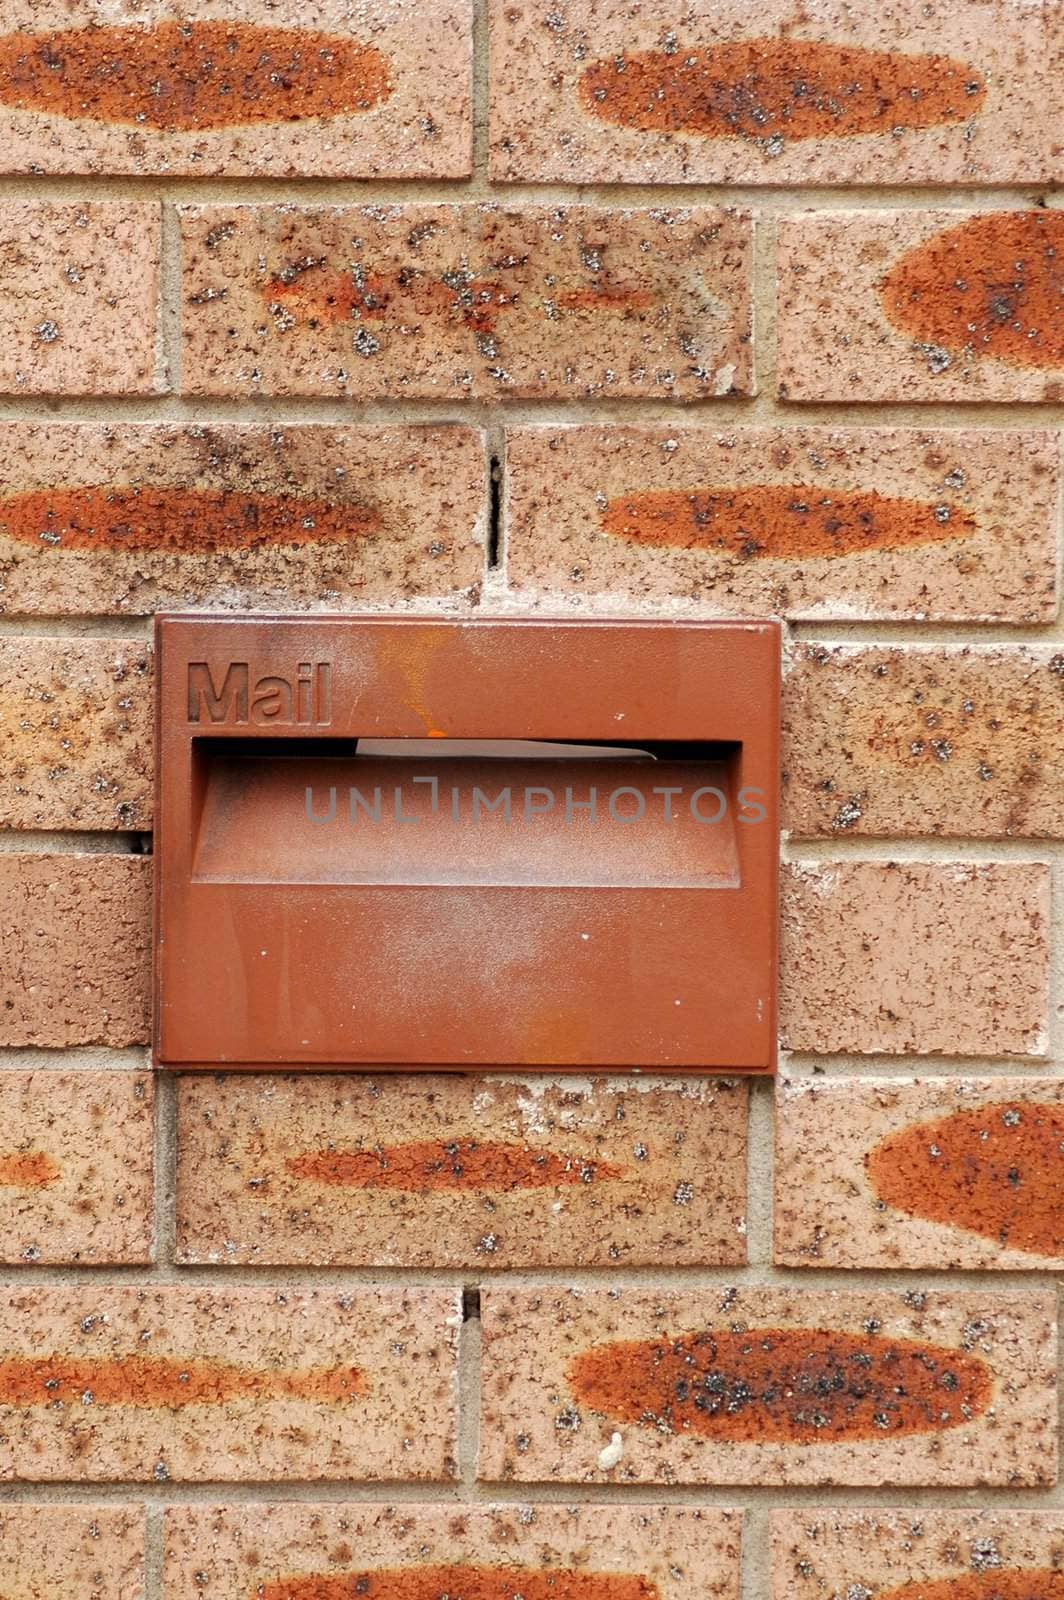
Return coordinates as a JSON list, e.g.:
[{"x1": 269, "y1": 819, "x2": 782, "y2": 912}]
[{"x1": 0, "y1": 1, "x2": 1062, "y2": 1597}]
